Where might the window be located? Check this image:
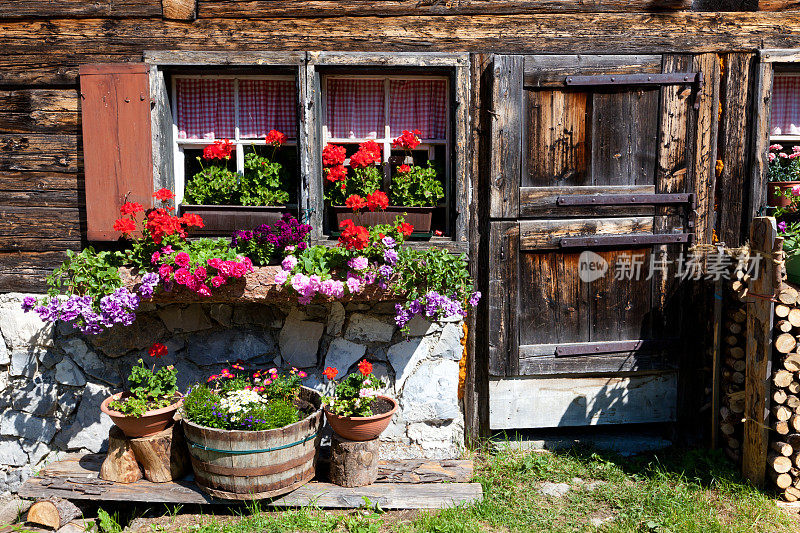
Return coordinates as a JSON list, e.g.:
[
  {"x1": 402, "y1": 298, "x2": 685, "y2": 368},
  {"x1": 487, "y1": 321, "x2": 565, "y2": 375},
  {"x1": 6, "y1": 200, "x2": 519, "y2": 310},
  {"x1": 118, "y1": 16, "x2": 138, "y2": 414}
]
[
  {"x1": 770, "y1": 72, "x2": 800, "y2": 140},
  {"x1": 171, "y1": 75, "x2": 298, "y2": 205},
  {"x1": 321, "y1": 75, "x2": 452, "y2": 235}
]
